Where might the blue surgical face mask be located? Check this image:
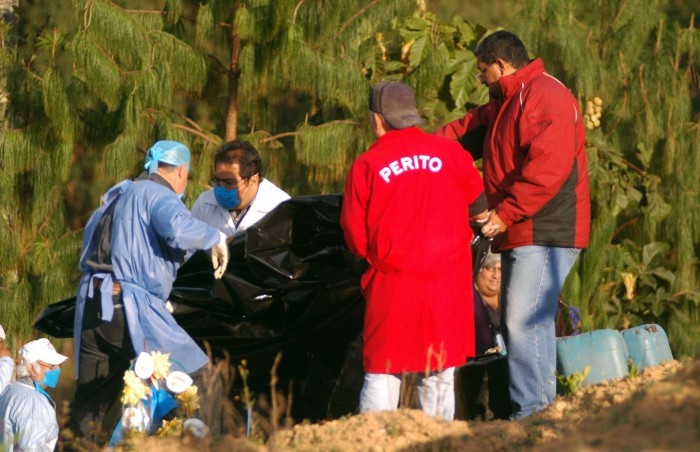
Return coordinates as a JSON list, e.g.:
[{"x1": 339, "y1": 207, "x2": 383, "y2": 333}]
[
  {"x1": 41, "y1": 368, "x2": 61, "y2": 388},
  {"x1": 214, "y1": 185, "x2": 240, "y2": 210}
]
